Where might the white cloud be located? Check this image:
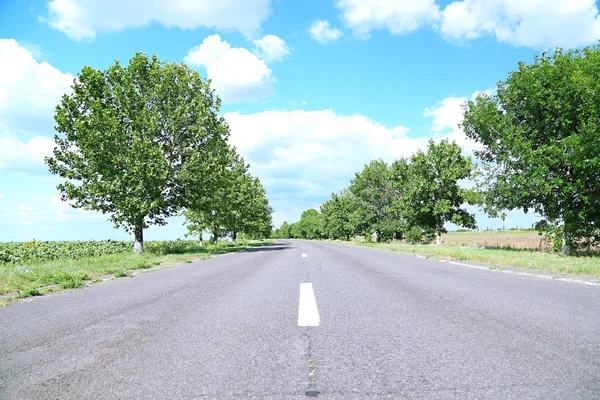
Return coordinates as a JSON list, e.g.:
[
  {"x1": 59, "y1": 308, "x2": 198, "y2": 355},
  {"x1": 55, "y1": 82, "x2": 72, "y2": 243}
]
[
  {"x1": 309, "y1": 20, "x2": 343, "y2": 43},
  {"x1": 225, "y1": 95, "x2": 489, "y2": 224},
  {"x1": 423, "y1": 91, "x2": 489, "y2": 154},
  {"x1": 0, "y1": 133, "x2": 55, "y2": 171},
  {"x1": 0, "y1": 39, "x2": 73, "y2": 137},
  {"x1": 334, "y1": 0, "x2": 600, "y2": 48},
  {"x1": 45, "y1": 0, "x2": 271, "y2": 40},
  {"x1": 439, "y1": 0, "x2": 600, "y2": 48},
  {"x1": 3, "y1": 194, "x2": 101, "y2": 227},
  {"x1": 225, "y1": 109, "x2": 432, "y2": 224},
  {"x1": 253, "y1": 35, "x2": 290, "y2": 62},
  {"x1": 185, "y1": 35, "x2": 274, "y2": 103},
  {"x1": 336, "y1": 0, "x2": 439, "y2": 38}
]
